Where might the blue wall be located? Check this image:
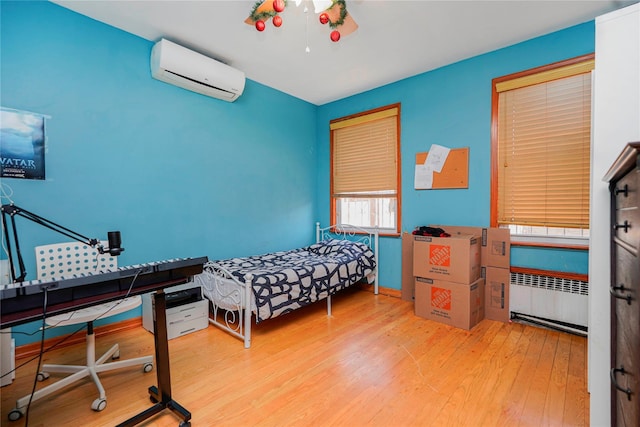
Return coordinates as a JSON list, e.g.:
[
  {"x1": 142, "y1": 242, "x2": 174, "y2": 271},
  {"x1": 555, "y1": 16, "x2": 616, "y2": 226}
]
[
  {"x1": 3, "y1": 1, "x2": 591, "y2": 345},
  {"x1": 1, "y1": 1, "x2": 317, "y2": 345}
]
